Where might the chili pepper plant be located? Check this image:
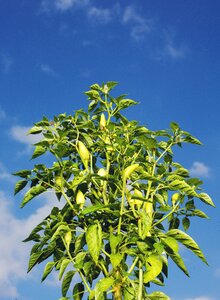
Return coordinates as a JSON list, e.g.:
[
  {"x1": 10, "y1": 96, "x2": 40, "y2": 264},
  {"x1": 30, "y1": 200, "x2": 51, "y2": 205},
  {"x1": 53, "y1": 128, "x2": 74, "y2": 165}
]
[{"x1": 14, "y1": 82, "x2": 214, "y2": 300}]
